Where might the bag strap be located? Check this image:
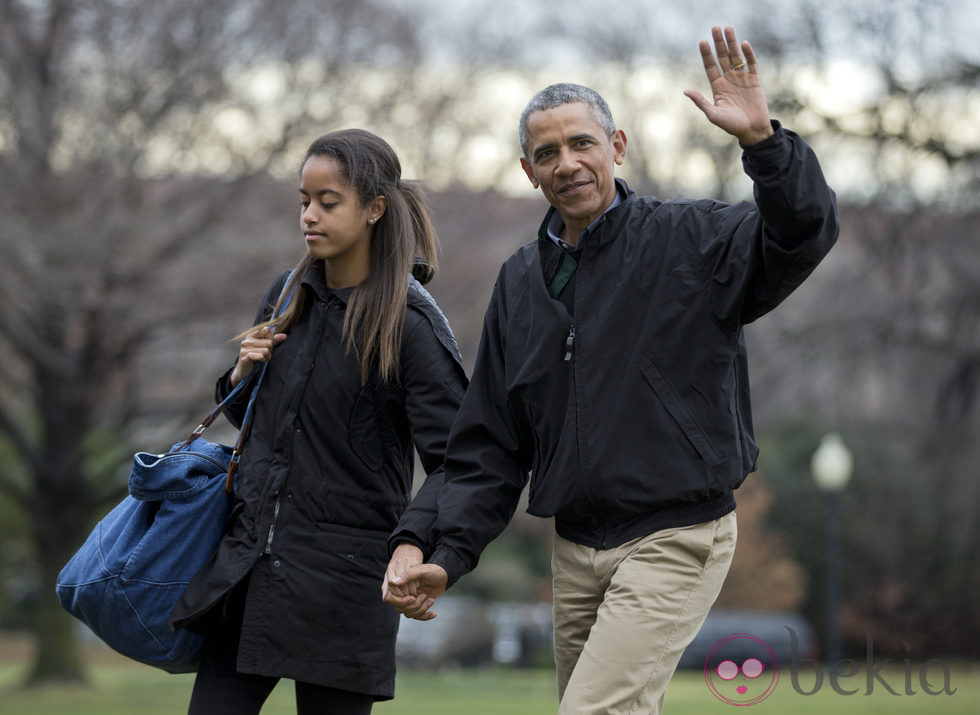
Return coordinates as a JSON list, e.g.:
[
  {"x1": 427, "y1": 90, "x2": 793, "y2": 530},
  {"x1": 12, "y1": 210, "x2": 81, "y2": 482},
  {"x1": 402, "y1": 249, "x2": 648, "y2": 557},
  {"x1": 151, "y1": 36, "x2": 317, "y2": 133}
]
[
  {"x1": 173, "y1": 270, "x2": 297, "y2": 493},
  {"x1": 223, "y1": 357, "x2": 270, "y2": 493}
]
